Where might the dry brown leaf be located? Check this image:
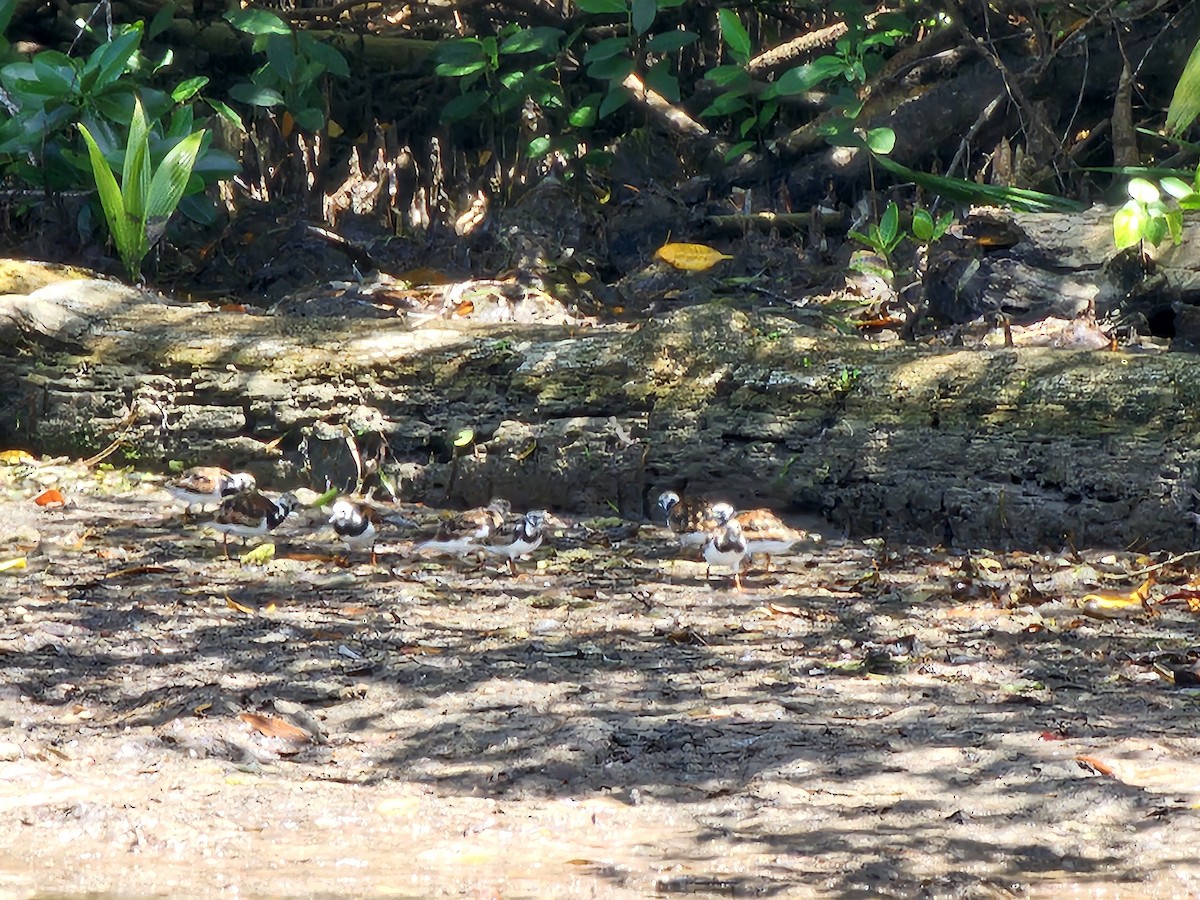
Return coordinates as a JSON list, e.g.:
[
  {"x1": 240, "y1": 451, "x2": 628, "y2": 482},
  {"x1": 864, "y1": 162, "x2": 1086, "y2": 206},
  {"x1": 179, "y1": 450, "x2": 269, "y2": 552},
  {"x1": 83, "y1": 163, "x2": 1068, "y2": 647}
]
[
  {"x1": 225, "y1": 596, "x2": 256, "y2": 615},
  {"x1": 238, "y1": 712, "x2": 312, "y2": 744}
]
